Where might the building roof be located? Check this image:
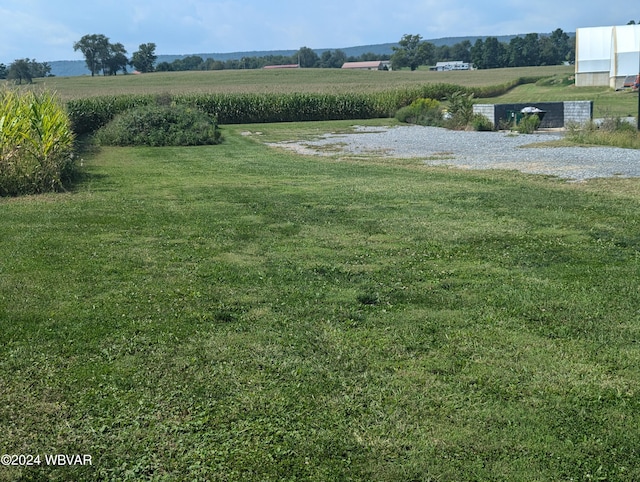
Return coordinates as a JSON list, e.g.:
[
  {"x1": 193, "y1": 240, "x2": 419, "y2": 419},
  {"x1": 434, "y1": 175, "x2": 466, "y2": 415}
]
[
  {"x1": 341, "y1": 61, "x2": 385, "y2": 69},
  {"x1": 263, "y1": 64, "x2": 299, "y2": 69}
]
